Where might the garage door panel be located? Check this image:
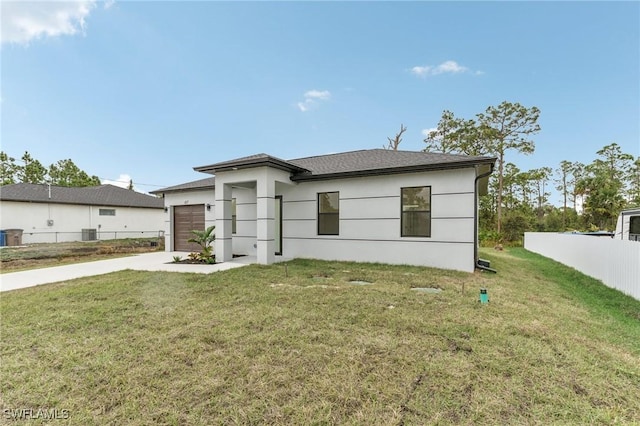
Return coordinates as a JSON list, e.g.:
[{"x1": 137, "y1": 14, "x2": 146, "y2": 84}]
[{"x1": 174, "y1": 205, "x2": 205, "y2": 252}]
